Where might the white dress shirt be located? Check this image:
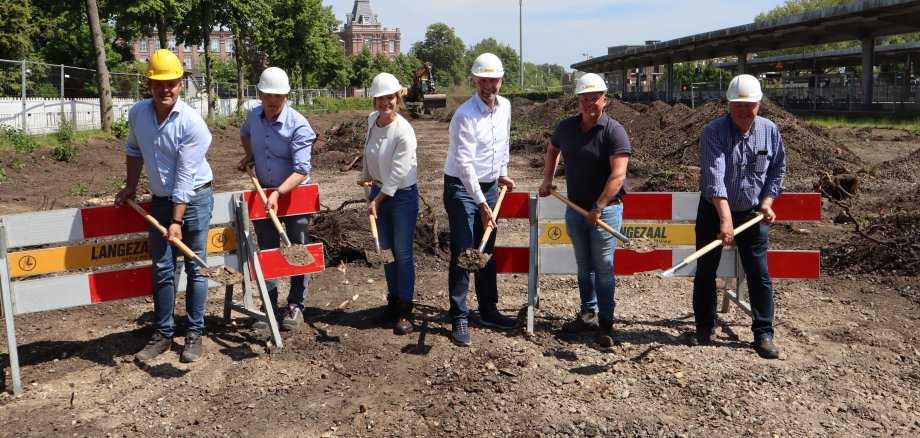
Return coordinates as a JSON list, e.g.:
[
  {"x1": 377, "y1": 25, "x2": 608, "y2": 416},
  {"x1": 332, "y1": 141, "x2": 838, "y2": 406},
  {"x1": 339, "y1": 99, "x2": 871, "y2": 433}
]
[{"x1": 443, "y1": 94, "x2": 511, "y2": 205}]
